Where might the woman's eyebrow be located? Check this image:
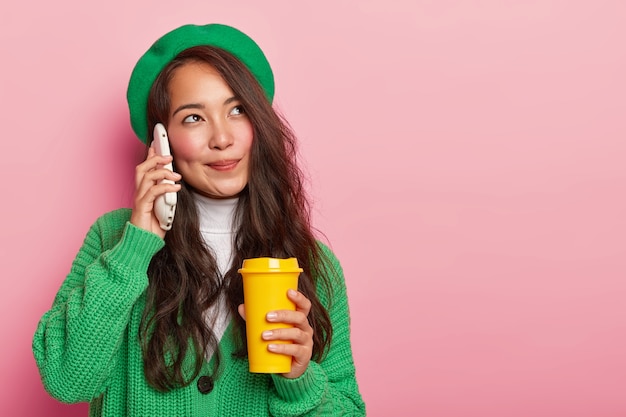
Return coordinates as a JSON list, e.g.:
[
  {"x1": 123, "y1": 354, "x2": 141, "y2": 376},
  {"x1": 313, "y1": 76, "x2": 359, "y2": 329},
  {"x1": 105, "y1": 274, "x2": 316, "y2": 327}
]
[
  {"x1": 172, "y1": 103, "x2": 204, "y2": 116},
  {"x1": 172, "y1": 96, "x2": 240, "y2": 116},
  {"x1": 223, "y1": 96, "x2": 240, "y2": 105}
]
